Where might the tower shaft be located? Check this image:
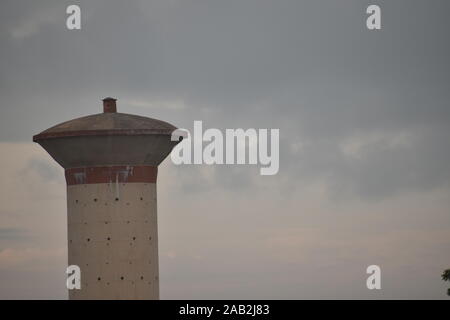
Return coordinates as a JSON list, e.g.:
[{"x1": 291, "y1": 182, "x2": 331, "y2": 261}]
[{"x1": 66, "y1": 166, "x2": 159, "y2": 299}]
